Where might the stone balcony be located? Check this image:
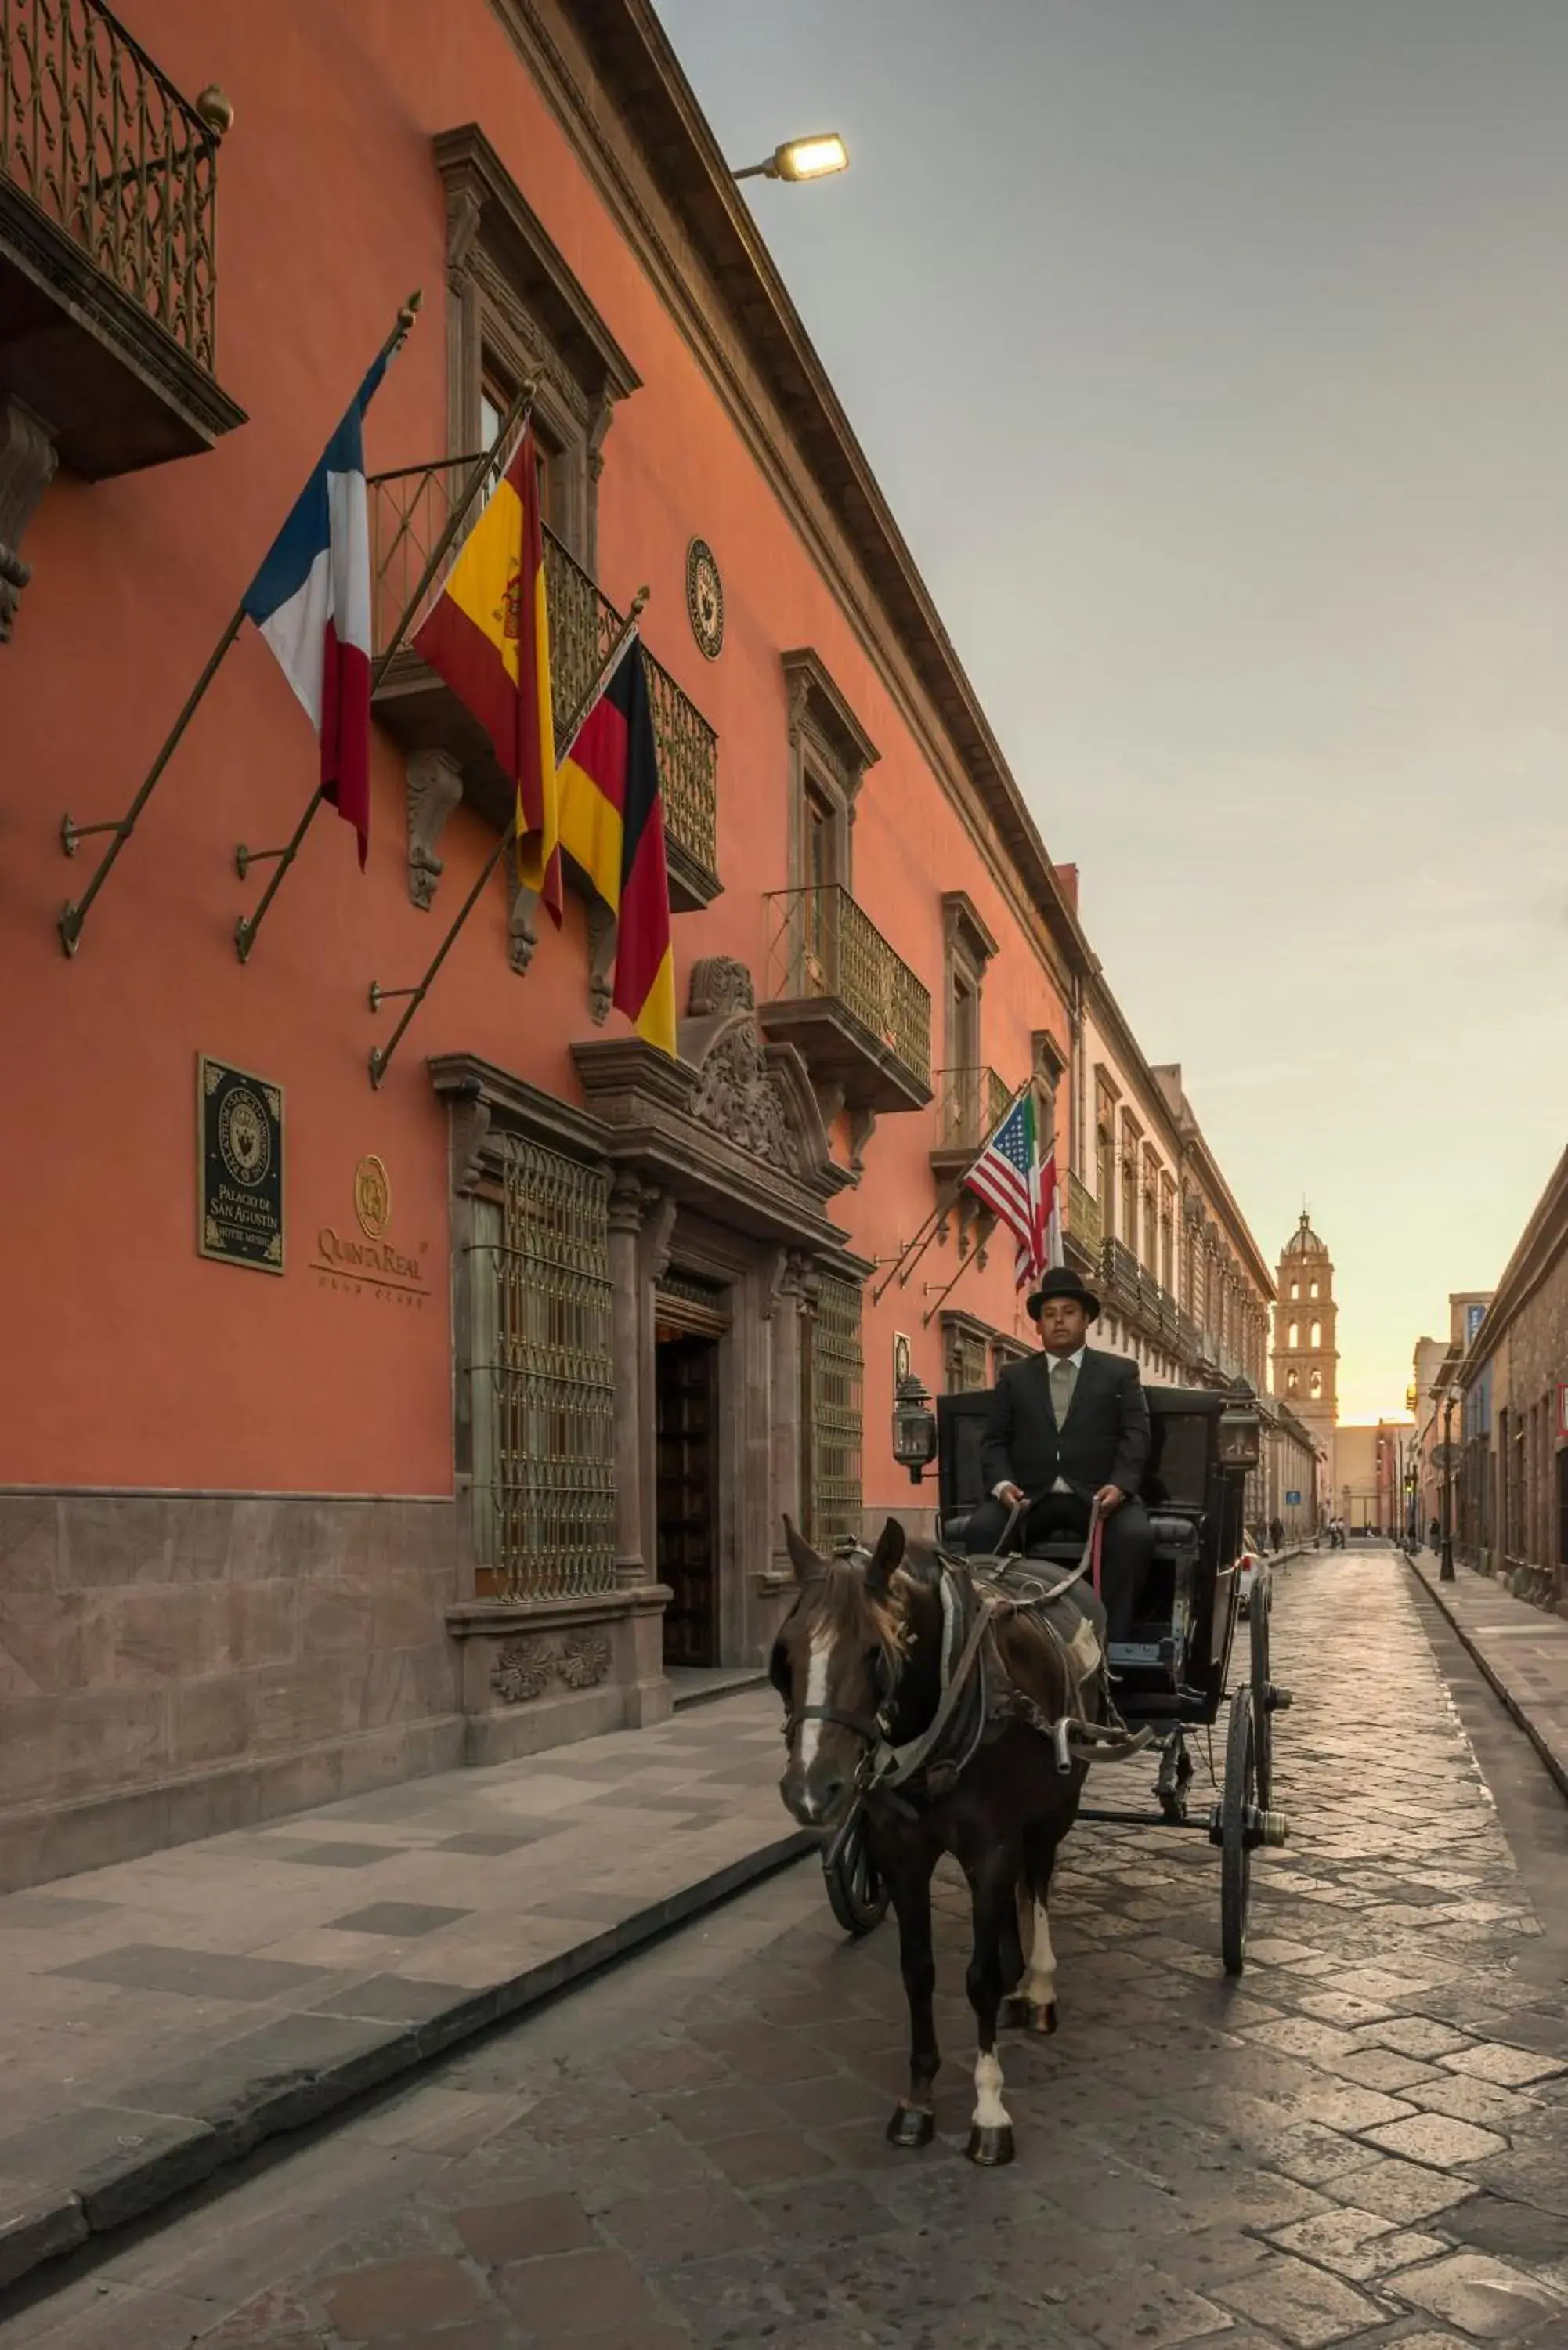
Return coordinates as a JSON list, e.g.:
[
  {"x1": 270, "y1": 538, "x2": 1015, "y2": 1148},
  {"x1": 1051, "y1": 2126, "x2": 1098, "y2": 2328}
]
[
  {"x1": 1, "y1": 0, "x2": 244, "y2": 634},
  {"x1": 1062, "y1": 1170, "x2": 1101, "y2": 1280},
  {"x1": 369, "y1": 456, "x2": 720, "y2": 916},
  {"x1": 760, "y1": 884, "x2": 932, "y2": 1154}
]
